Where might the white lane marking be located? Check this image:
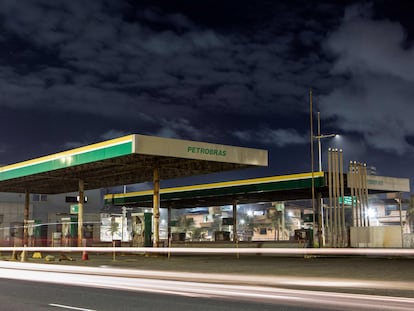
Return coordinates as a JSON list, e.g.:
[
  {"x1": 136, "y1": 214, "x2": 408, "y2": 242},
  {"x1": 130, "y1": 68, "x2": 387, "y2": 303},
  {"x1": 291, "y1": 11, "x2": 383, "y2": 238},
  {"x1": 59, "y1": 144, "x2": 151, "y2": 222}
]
[{"x1": 49, "y1": 303, "x2": 96, "y2": 311}]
